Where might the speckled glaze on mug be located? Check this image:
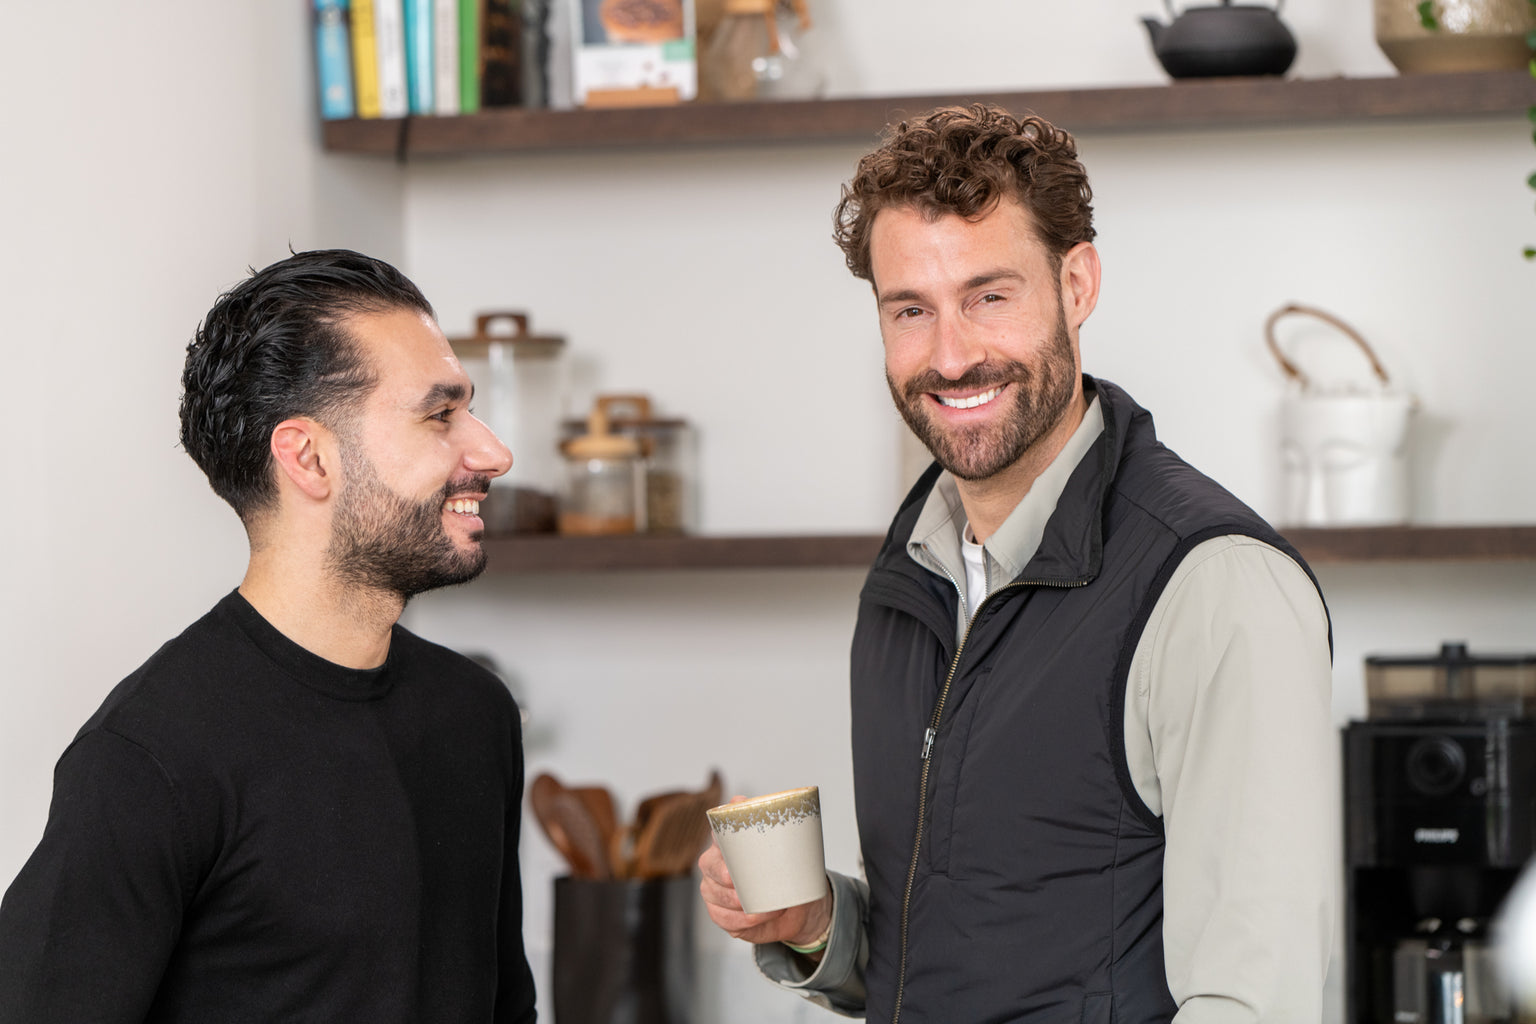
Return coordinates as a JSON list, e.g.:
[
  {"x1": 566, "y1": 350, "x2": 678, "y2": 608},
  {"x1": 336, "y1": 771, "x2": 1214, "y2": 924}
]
[{"x1": 707, "y1": 787, "x2": 828, "y2": 914}]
